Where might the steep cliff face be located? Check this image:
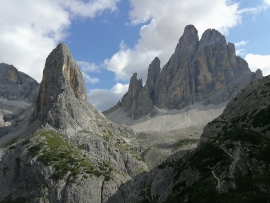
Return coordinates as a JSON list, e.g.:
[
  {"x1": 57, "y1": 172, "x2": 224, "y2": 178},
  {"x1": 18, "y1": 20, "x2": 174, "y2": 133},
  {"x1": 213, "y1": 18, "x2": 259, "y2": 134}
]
[
  {"x1": 33, "y1": 43, "x2": 93, "y2": 134},
  {"x1": 144, "y1": 57, "x2": 161, "y2": 98},
  {"x1": 0, "y1": 63, "x2": 39, "y2": 102},
  {"x1": 0, "y1": 43, "x2": 148, "y2": 203},
  {"x1": 112, "y1": 57, "x2": 161, "y2": 119},
  {"x1": 0, "y1": 63, "x2": 39, "y2": 125},
  {"x1": 113, "y1": 25, "x2": 262, "y2": 119}
]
